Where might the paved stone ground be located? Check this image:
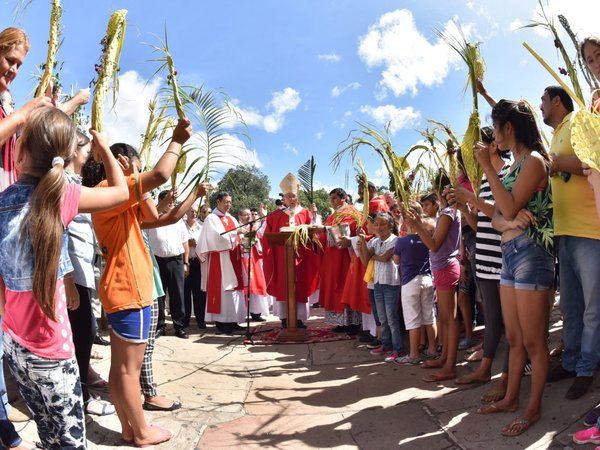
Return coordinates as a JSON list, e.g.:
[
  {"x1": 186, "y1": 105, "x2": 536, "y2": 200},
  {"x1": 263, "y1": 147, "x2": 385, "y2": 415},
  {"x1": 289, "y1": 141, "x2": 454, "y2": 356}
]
[{"x1": 8, "y1": 304, "x2": 600, "y2": 449}]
